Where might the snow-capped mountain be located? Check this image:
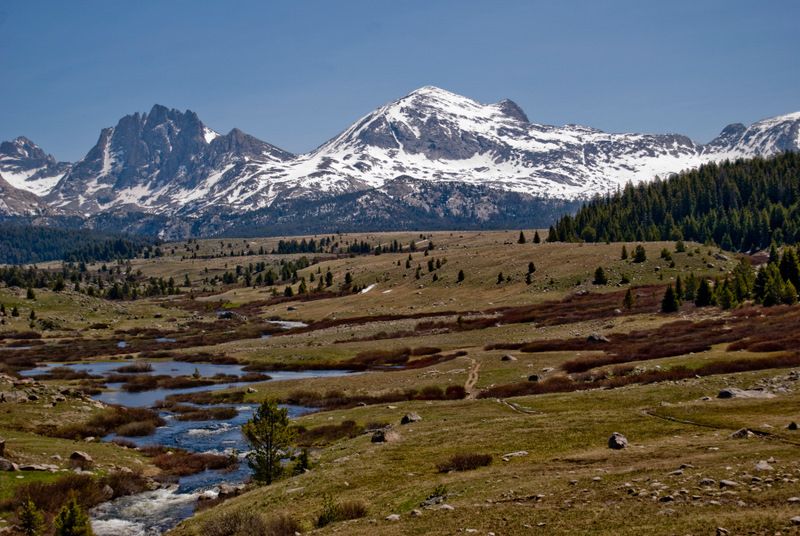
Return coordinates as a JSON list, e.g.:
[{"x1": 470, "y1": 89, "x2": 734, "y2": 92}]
[
  {"x1": 3, "y1": 86, "x2": 800, "y2": 236},
  {"x1": 0, "y1": 137, "x2": 71, "y2": 196},
  {"x1": 48, "y1": 105, "x2": 293, "y2": 214}
]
